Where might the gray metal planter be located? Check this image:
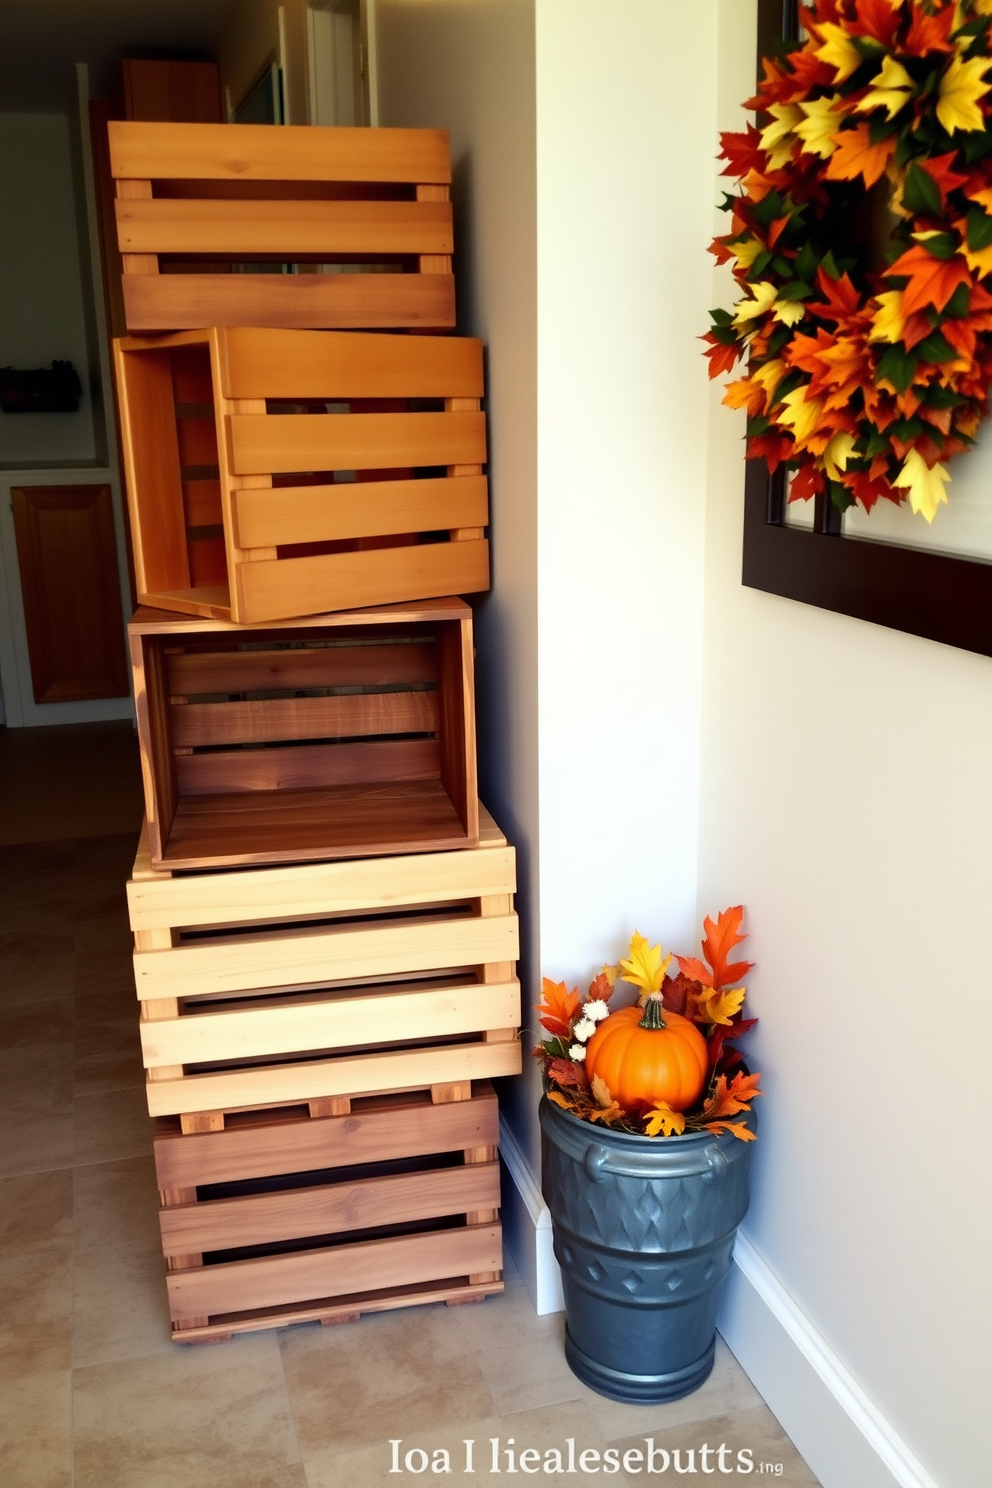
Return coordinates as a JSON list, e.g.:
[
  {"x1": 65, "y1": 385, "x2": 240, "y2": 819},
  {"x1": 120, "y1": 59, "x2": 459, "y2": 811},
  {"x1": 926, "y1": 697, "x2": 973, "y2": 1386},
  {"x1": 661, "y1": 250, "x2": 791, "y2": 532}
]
[{"x1": 540, "y1": 1095, "x2": 755, "y2": 1404}]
